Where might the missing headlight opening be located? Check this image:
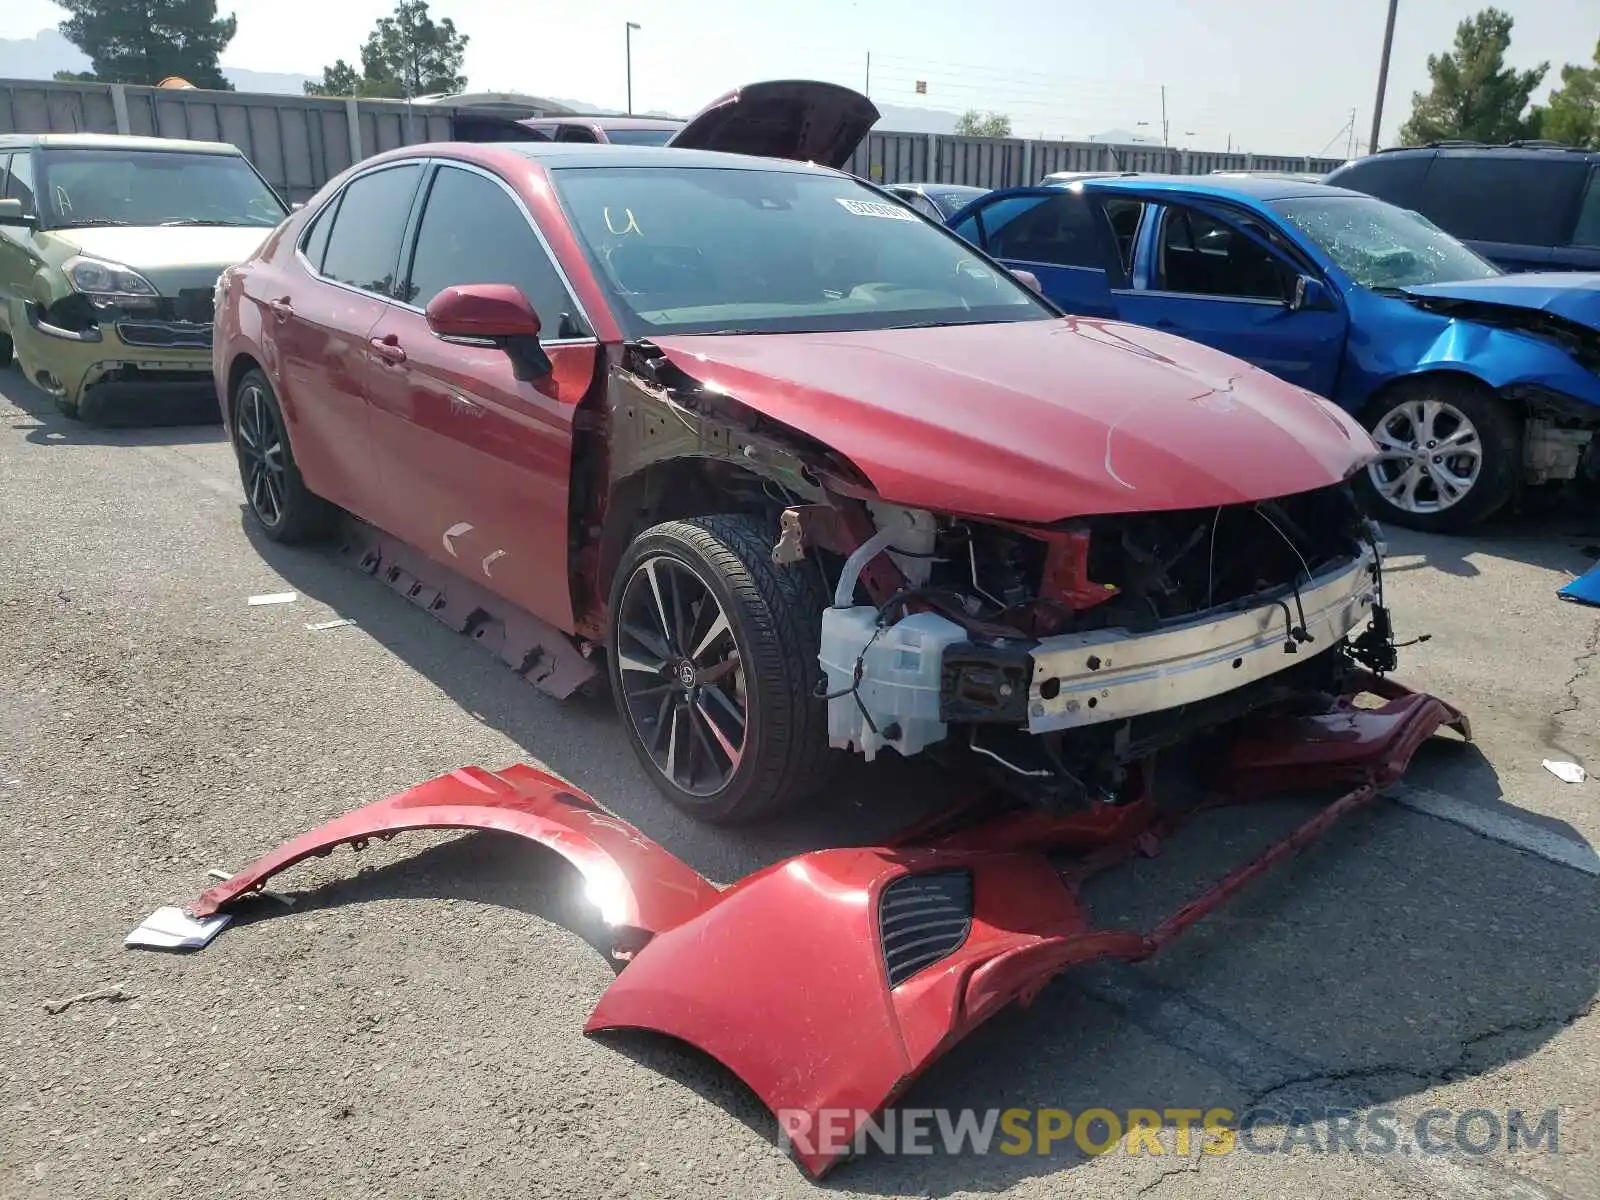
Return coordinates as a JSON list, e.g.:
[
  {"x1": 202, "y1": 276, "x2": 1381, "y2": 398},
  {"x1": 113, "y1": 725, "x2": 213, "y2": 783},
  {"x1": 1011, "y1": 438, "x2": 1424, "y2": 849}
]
[{"x1": 801, "y1": 483, "x2": 1399, "y2": 810}]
